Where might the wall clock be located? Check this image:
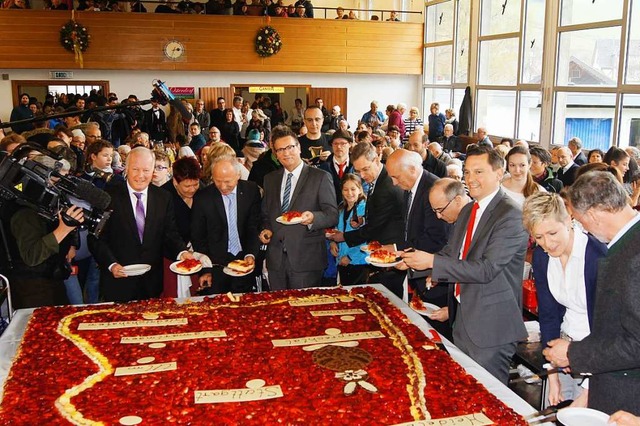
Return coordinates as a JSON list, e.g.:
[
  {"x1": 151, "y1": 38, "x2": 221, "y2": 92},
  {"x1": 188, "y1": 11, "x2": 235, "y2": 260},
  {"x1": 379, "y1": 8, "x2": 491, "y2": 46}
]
[{"x1": 164, "y1": 40, "x2": 185, "y2": 60}]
